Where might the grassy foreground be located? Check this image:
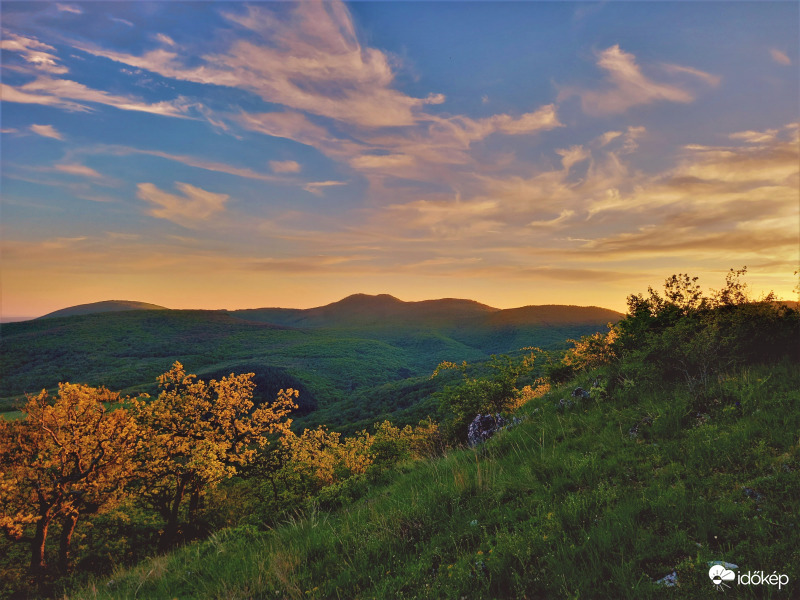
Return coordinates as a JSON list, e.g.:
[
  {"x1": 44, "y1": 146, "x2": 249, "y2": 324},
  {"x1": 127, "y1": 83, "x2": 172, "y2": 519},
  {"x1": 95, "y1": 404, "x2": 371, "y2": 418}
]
[{"x1": 65, "y1": 359, "x2": 799, "y2": 599}]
